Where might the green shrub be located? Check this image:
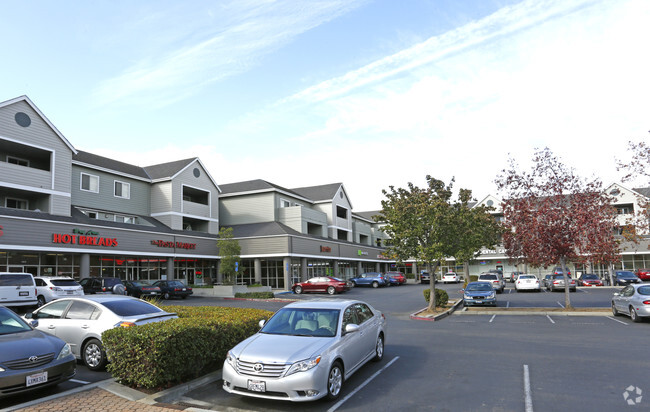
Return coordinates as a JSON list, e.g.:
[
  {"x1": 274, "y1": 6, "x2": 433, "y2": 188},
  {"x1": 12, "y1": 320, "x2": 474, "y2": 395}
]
[
  {"x1": 422, "y1": 288, "x2": 449, "y2": 307},
  {"x1": 469, "y1": 275, "x2": 479, "y2": 282},
  {"x1": 234, "y1": 291, "x2": 275, "y2": 299},
  {"x1": 103, "y1": 306, "x2": 273, "y2": 389}
]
